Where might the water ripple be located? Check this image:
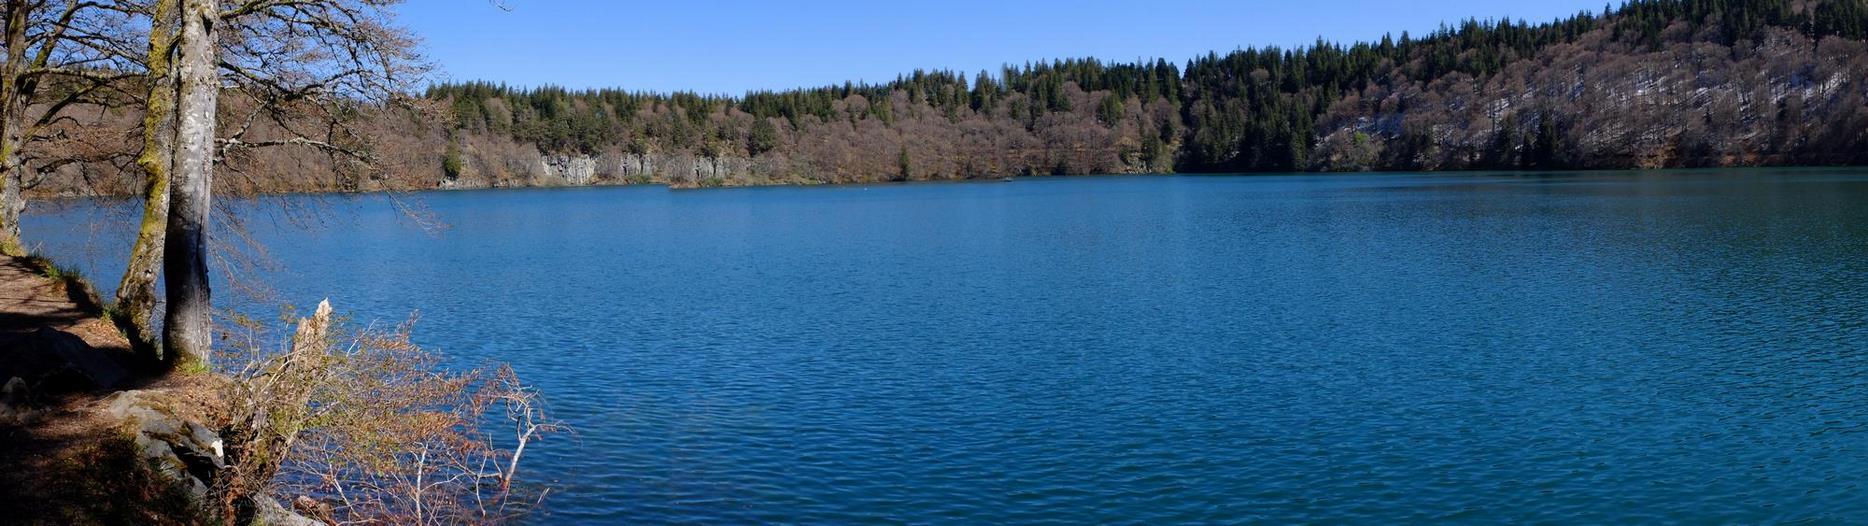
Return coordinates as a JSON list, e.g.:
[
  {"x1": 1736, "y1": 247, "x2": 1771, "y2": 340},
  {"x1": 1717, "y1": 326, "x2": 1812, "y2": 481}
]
[{"x1": 22, "y1": 170, "x2": 1868, "y2": 524}]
